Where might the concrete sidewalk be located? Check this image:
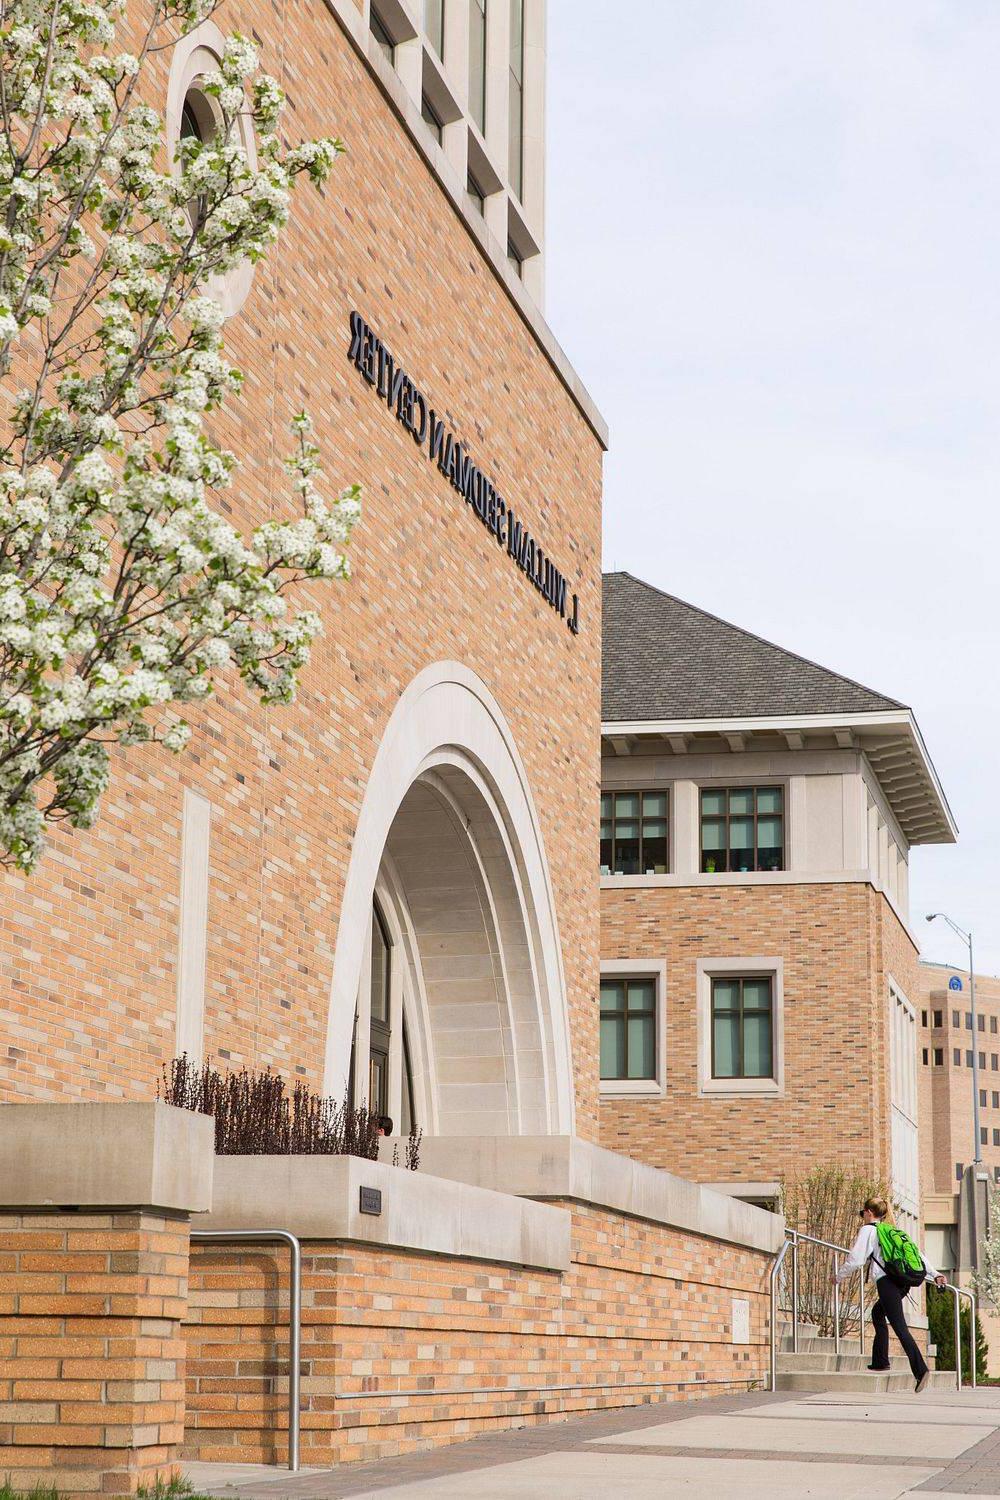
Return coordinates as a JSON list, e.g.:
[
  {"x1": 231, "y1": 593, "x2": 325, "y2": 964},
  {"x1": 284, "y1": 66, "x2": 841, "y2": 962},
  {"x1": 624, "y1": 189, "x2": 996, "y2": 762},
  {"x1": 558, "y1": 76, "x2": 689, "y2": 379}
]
[{"x1": 184, "y1": 1385, "x2": 1000, "y2": 1499}]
